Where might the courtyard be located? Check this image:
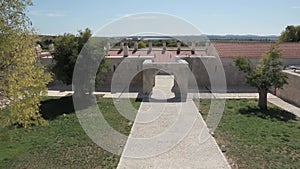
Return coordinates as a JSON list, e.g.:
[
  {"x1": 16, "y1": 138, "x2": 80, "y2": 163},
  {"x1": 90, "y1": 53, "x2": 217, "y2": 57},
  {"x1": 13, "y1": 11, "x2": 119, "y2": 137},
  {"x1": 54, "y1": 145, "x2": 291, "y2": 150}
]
[
  {"x1": 1, "y1": 1, "x2": 300, "y2": 168},
  {"x1": 1, "y1": 87, "x2": 299, "y2": 168}
]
